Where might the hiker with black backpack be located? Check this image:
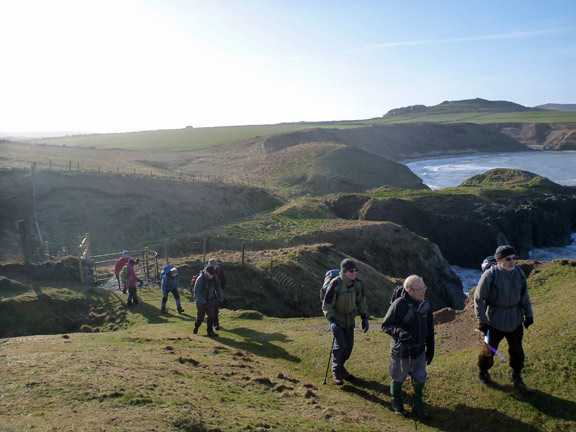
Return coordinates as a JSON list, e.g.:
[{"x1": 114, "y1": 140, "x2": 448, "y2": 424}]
[
  {"x1": 193, "y1": 265, "x2": 223, "y2": 337},
  {"x1": 381, "y1": 275, "x2": 434, "y2": 419},
  {"x1": 208, "y1": 258, "x2": 226, "y2": 330},
  {"x1": 321, "y1": 258, "x2": 370, "y2": 385},
  {"x1": 161, "y1": 265, "x2": 184, "y2": 314},
  {"x1": 474, "y1": 245, "x2": 534, "y2": 393}
]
